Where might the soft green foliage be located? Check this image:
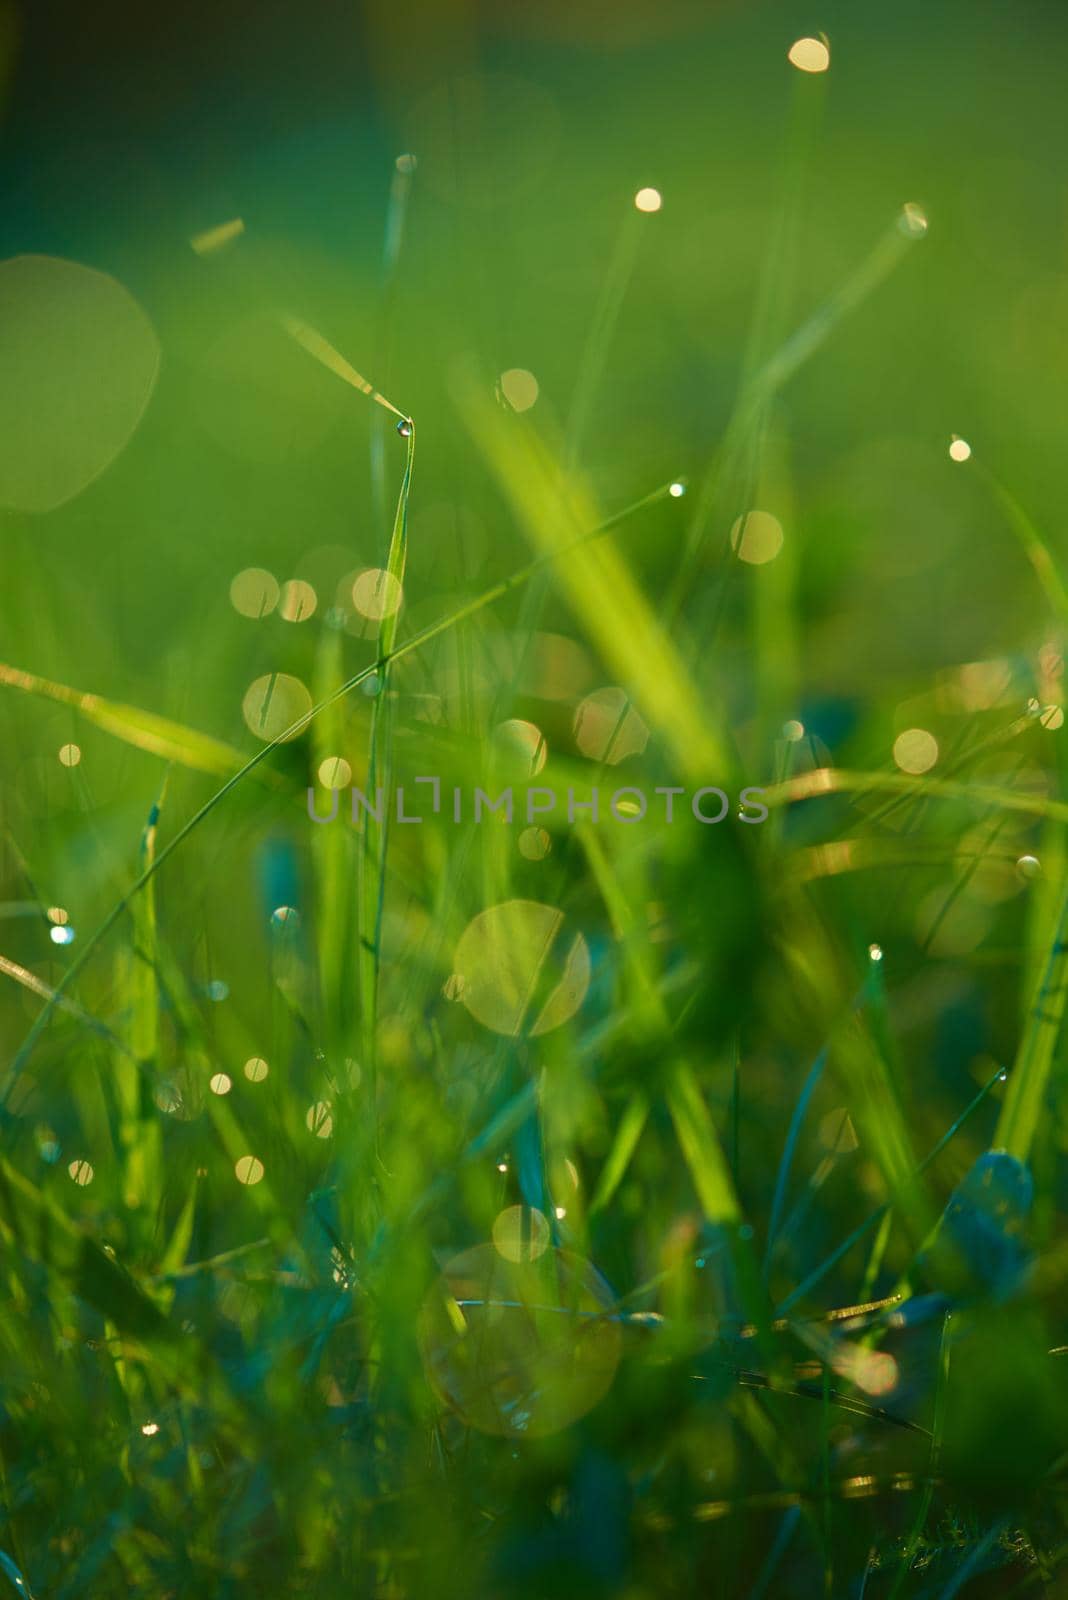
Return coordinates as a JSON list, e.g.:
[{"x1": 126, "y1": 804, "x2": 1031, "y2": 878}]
[{"x1": 2, "y1": 4, "x2": 1068, "y2": 1596}]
